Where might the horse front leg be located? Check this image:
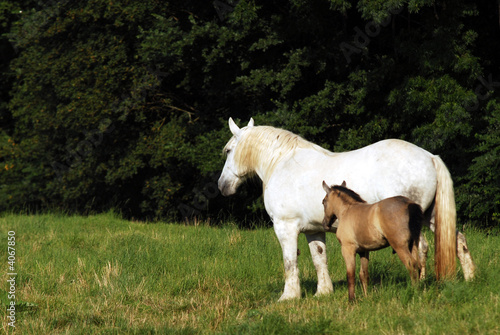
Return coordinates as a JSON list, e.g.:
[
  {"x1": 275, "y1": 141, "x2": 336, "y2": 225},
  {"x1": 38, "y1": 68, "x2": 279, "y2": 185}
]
[
  {"x1": 306, "y1": 232, "x2": 333, "y2": 297},
  {"x1": 274, "y1": 220, "x2": 301, "y2": 301}
]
